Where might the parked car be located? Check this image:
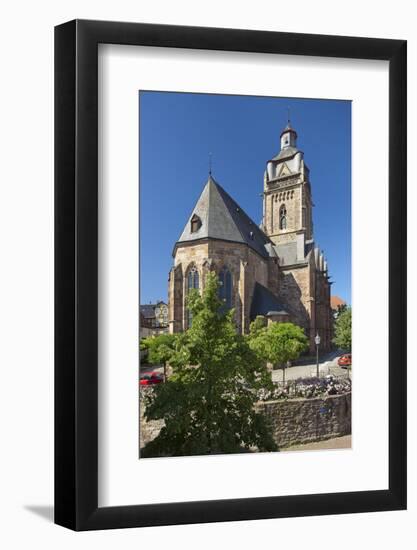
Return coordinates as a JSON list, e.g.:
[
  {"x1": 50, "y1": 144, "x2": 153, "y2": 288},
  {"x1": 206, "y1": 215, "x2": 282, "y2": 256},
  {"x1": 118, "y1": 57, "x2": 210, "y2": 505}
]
[
  {"x1": 338, "y1": 353, "x2": 352, "y2": 368},
  {"x1": 139, "y1": 372, "x2": 164, "y2": 386}
]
